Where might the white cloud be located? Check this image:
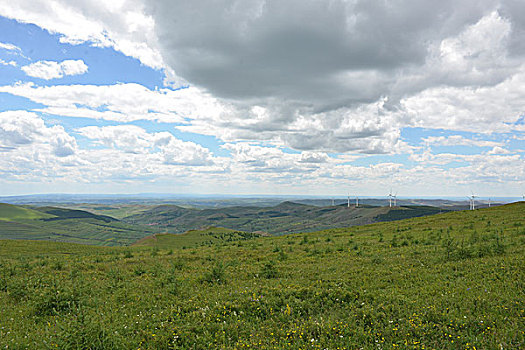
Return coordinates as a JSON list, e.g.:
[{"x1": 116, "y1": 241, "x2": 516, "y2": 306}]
[
  {"x1": 0, "y1": 110, "x2": 77, "y2": 157},
  {"x1": 2, "y1": 3, "x2": 525, "y2": 154},
  {"x1": 400, "y1": 66, "x2": 525, "y2": 133},
  {"x1": 436, "y1": 11, "x2": 514, "y2": 84},
  {"x1": 1, "y1": 1, "x2": 525, "y2": 195},
  {"x1": 0, "y1": 42, "x2": 21, "y2": 52},
  {"x1": 0, "y1": 59, "x2": 17, "y2": 67},
  {"x1": 0, "y1": 82, "x2": 223, "y2": 124},
  {"x1": 0, "y1": 0, "x2": 165, "y2": 70},
  {"x1": 21, "y1": 60, "x2": 88, "y2": 79},
  {"x1": 487, "y1": 146, "x2": 511, "y2": 155},
  {"x1": 77, "y1": 125, "x2": 215, "y2": 166},
  {"x1": 0, "y1": 110, "x2": 45, "y2": 146},
  {"x1": 50, "y1": 125, "x2": 77, "y2": 157}
]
